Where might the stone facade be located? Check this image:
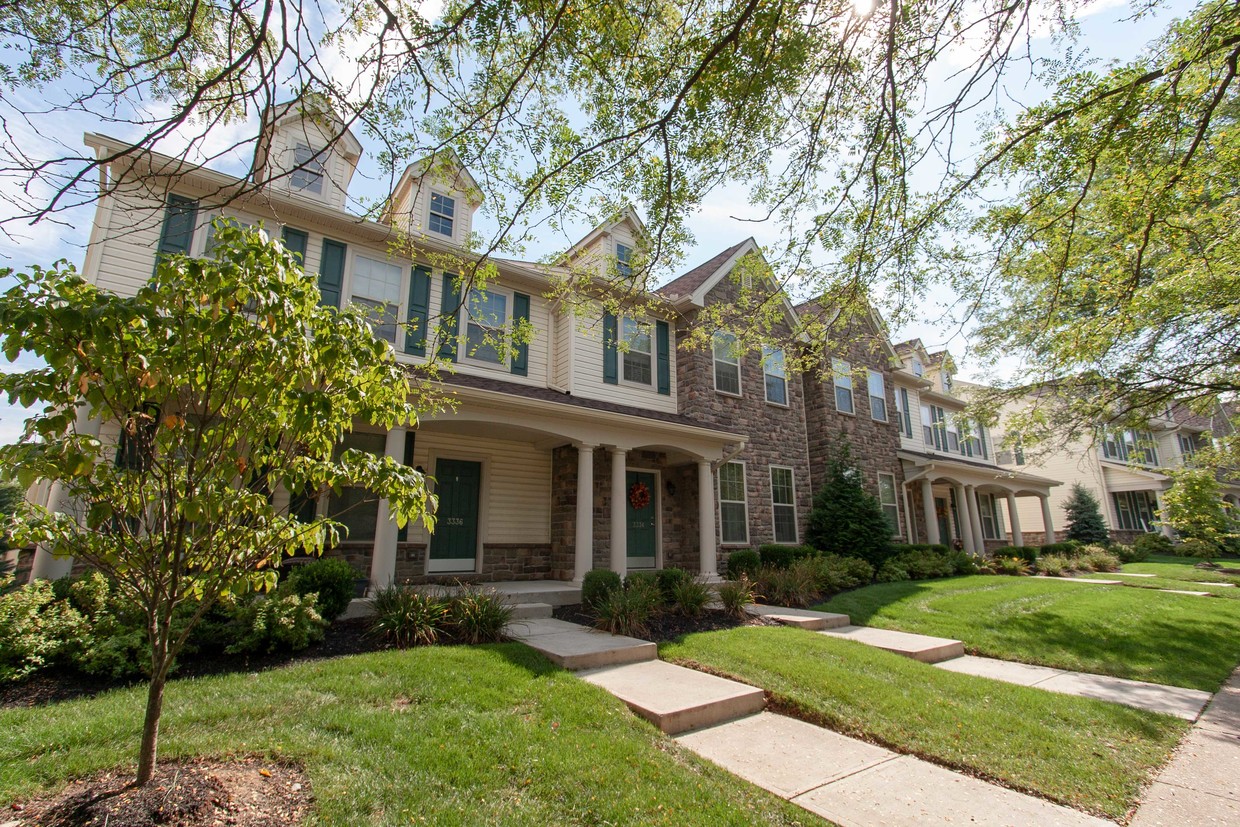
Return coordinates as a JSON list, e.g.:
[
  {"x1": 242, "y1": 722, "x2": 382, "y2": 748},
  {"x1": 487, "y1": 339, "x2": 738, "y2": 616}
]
[
  {"x1": 324, "y1": 541, "x2": 552, "y2": 585},
  {"x1": 675, "y1": 275, "x2": 813, "y2": 550},
  {"x1": 800, "y1": 313, "x2": 907, "y2": 533}
]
